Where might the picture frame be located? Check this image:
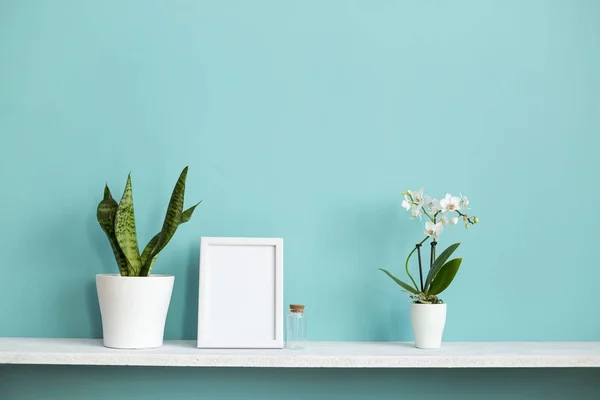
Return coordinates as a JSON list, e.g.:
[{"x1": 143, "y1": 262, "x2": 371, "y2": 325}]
[{"x1": 197, "y1": 237, "x2": 284, "y2": 349}]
